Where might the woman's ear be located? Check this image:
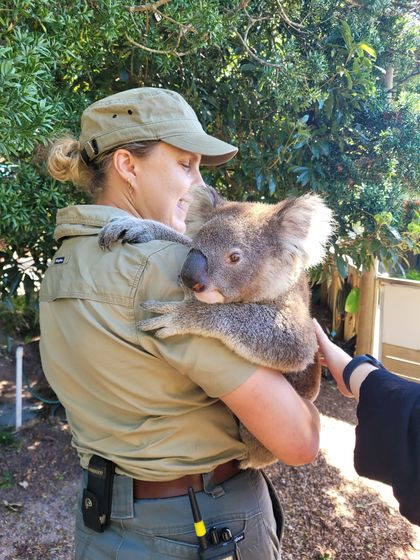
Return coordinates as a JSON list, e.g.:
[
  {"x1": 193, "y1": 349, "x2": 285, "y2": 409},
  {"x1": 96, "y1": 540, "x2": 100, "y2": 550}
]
[{"x1": 113, "y1": 149, "x2": 138, "y2": 186}]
